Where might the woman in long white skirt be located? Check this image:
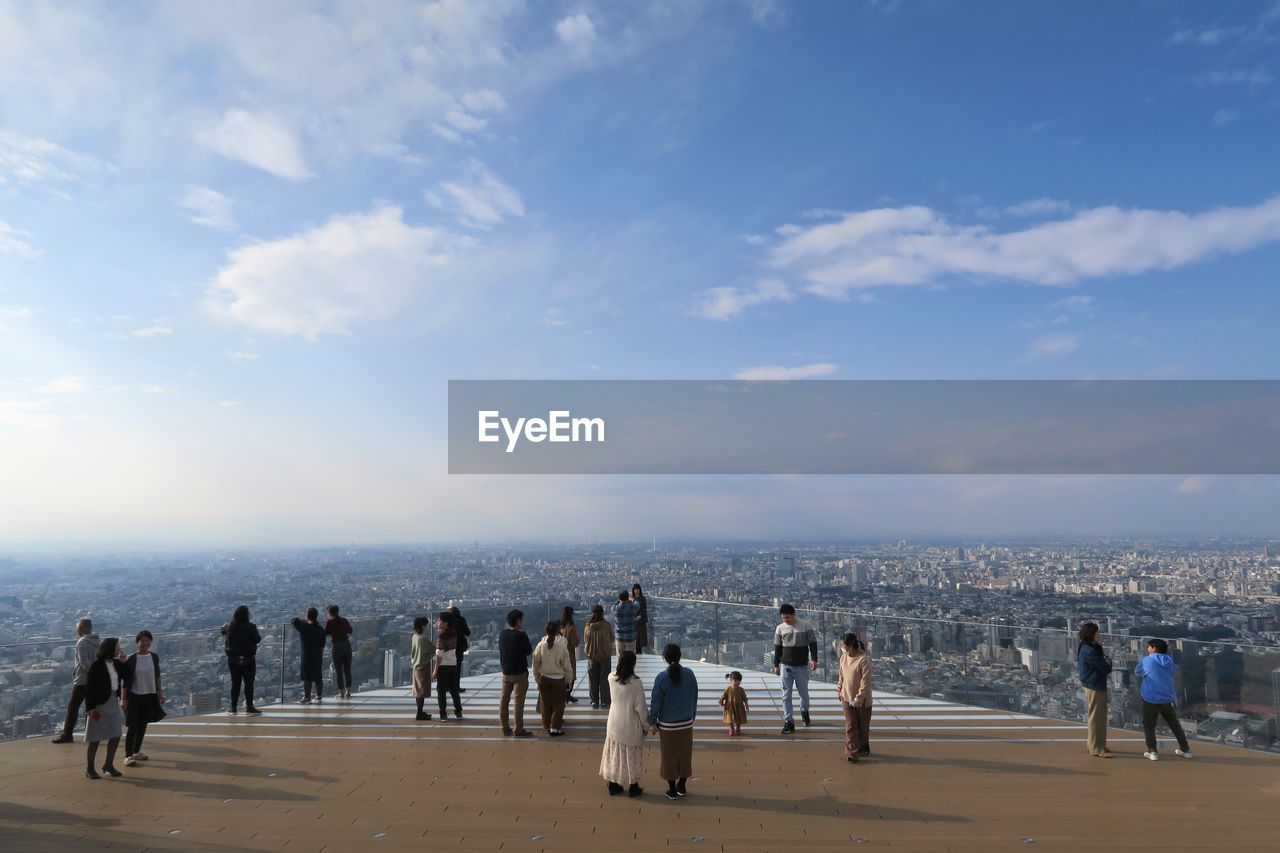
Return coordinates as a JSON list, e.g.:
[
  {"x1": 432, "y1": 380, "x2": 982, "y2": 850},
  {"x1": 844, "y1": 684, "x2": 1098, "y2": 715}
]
[{"x1": 599, "y1": 651, "x2": 648, "y2": 797}]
